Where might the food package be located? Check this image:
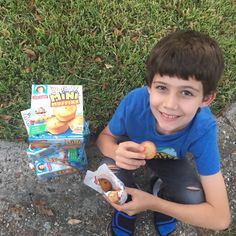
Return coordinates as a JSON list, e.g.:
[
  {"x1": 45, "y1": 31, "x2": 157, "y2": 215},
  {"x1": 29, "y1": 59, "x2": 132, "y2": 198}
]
[
  {"x1": 27, "y1": 145, "x2": 88, "y2": 169},
  {"x1": 21, "y1": 109, "x2": 31, "y2": 134},
  {"x1": 34, "y1": 158, "x2": 78, "y2": 181},
  {"x1": 30, "y1": 84, "x2": 83, "y2": 136},
  {"x1": 84, "y1": 164, "x2": 127, "y2": 204},
  {"x1": 21, "y1": 107, "x2": 90, "y2": 149},
  {"x1": 20, "y1": 84, "x2": 90, "y2": 181}
]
